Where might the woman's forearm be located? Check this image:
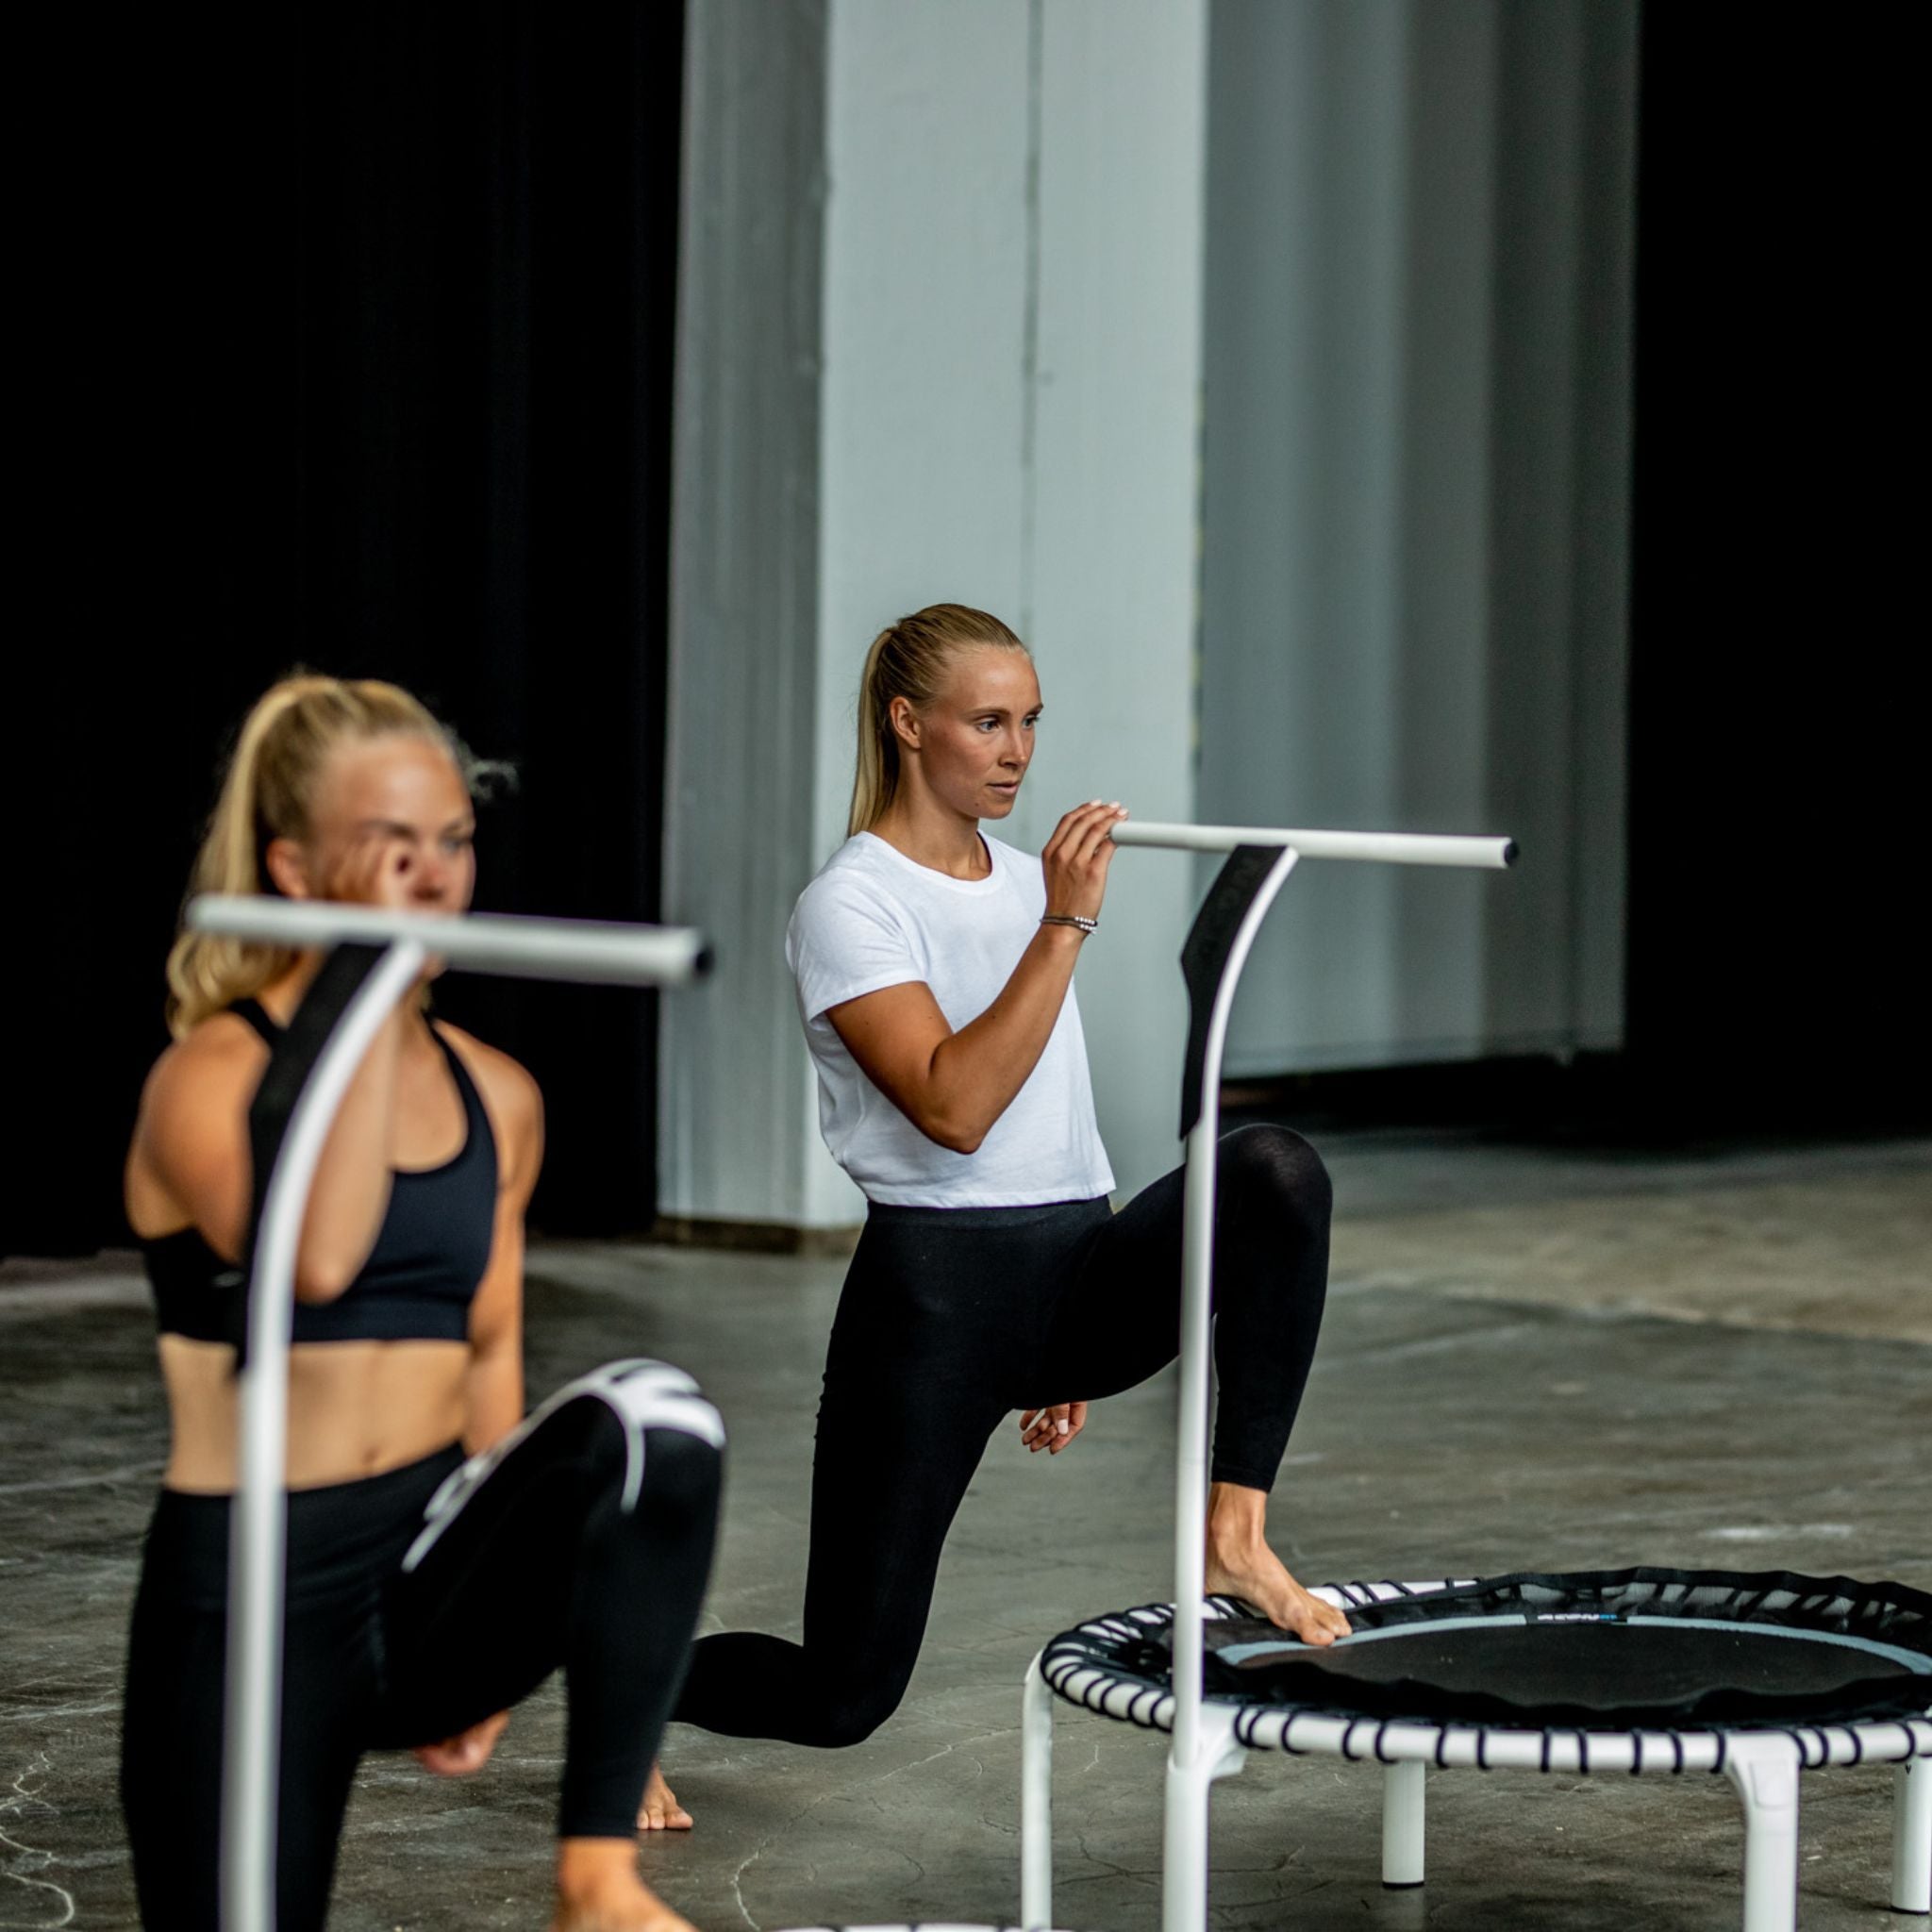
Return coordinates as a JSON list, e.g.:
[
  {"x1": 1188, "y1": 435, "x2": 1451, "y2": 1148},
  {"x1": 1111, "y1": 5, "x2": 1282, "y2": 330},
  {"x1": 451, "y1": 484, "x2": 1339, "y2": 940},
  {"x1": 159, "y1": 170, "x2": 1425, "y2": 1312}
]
[
  {"x1": 291, "y1": 1006, "x2": 409, "y2": 1299},
  {"x1": 831, "y1": 805, "x2": 1124, "y2": 1155},
  {"x1": 922, "y1": 923, "x2": 1086, "y2": 1152},
  {"x1": 463, "y1": 1341, "x2": 525, "y2": 1454}
]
